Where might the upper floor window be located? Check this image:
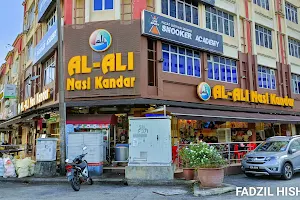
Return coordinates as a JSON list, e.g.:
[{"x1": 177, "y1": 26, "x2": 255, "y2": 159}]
[
  {"x1": 162, "y1": 43, "x2": 201, "y2": 78},
  {"x1": 253, "y1": 0, "x2": 270, "y2": 10},
  {"x1": 44, "y1": 56, "x2": 55, "y2": 85},
  {"x1": 255, "y1": 25, "x2": 272, "y2": 49},
  {"x1": 94, "y1": 0, "x2": 113, "y2": 11},
  {"x1": 292, "y1": 74, "x2": 300, "y2": 94},
  {"x1": 24, "y1": 78, "x2": 31, "y2": 99},
  {"x1": 148, "y1": 39, "x2": 157, "y2": 86},
  {"x1": 12, "y1": 58, "x2": 19, "y2": 77},
  {"x1": 26, "y1": 39, "x2": 34, "y2": 62},
  {"x1": 162, "y1": 0, "x2": 199, "y2": 25},
  {"x1": 205, "y1": 6, "x2": 234, "y2": 37},
  {"x1": 27, "y1": 5, "x2": 35, "y2": 29},
  {"x1": 47, "y1": 9, "x2": 57, "y2": 31},
  {"x1": 207, "y1": 55, "x2": 237, "y2": 84},
  {"x1": 288, "y1": 38, "x2": 300, "y2": 59},
  {"x1": 286, "y1": 2, "x2": 298, "y2": 24},
  {"x1": 258, "y1": 66, "x2": 276, "y2": 90}
]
